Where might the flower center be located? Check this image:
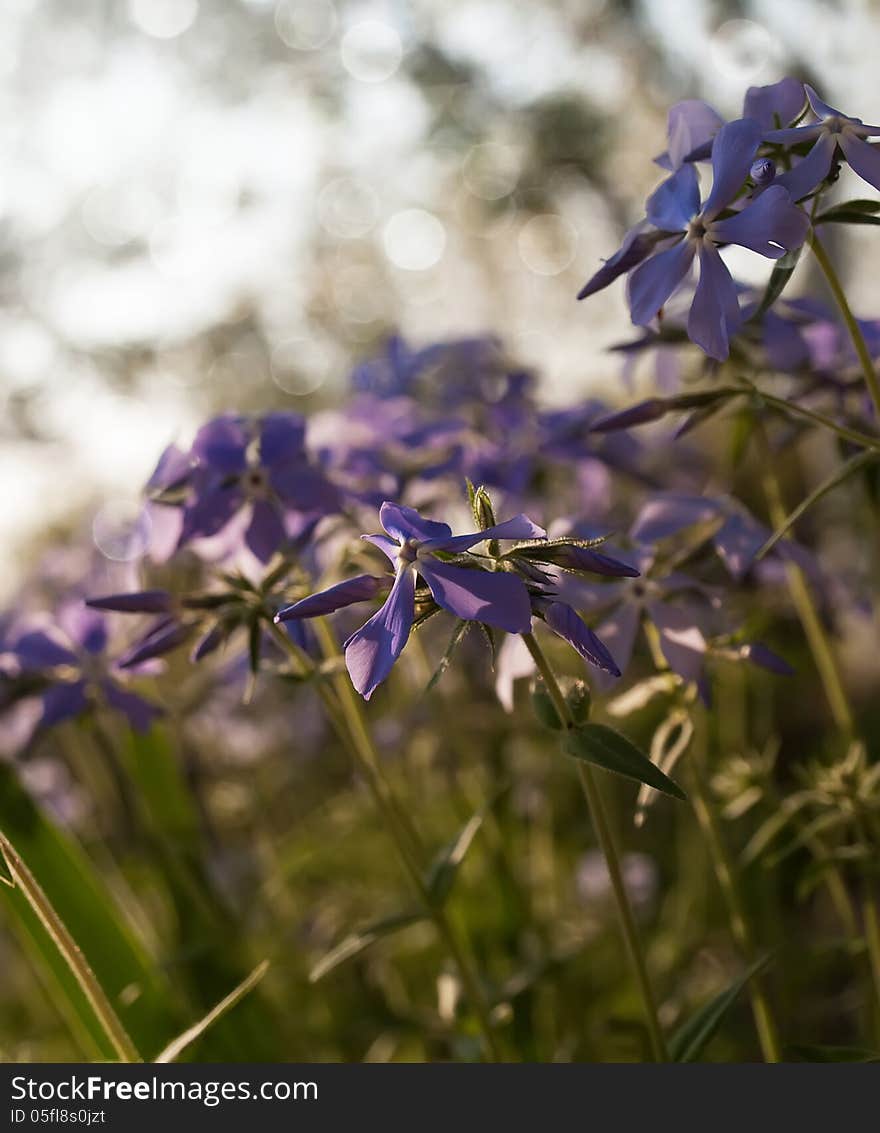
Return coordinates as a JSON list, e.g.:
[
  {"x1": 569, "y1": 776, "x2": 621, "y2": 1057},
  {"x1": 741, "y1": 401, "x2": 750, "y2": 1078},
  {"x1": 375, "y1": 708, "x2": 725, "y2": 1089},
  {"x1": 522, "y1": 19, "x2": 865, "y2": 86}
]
[
  {"x1": 687, "y1": 217, "x2": 708, "y2": 242},
  {"x1": 243, "y1": 467, "x2": 270, "y2": 498},
  {"x1": 398, "y1": 538, "x2": 419, "y2": 565}
]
